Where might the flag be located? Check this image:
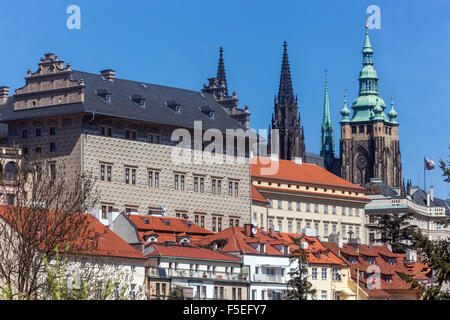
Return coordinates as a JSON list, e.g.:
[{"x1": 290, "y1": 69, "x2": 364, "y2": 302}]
[{"x1": 424, "y1": 158, "x2": 435, "y2": 170}]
